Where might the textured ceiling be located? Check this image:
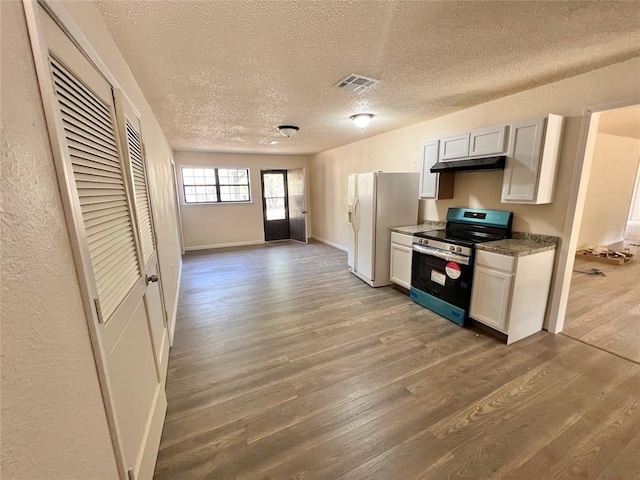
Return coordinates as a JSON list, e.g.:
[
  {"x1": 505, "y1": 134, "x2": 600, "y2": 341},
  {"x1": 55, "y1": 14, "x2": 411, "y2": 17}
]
[
  {"x1": 95, "y1": 0, "x2": 640, "y2": 155},
  {"x1": 599, "y1": 105, "x2": 640, "y2": 140}
]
